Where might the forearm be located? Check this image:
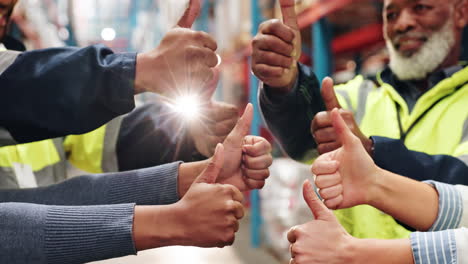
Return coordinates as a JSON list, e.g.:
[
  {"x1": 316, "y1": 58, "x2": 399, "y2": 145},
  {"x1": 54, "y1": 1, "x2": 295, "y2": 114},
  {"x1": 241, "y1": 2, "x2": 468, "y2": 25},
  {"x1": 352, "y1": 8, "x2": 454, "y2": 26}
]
[
  {"x1": 0, "y1": 202, "x2": 136, "y2": 264},
  {"x1": 178, "y1": 159, "x2": 210, "y2": 197},
  {"x1": 349, "y1": 238, "x2": 413, "y2": 264},
  {"x1": 370, "y1": 168, "x2": 439, "y2": 231},
  {"x1": 0, "y1": 162, "x2": 181, "y2": 206},
  {"x1": 259, "y1": 64, "x2": 324, "y2": 161},
  {"x1": 372, "y1": 136, "x2": 468, "y2": 184},
  {"x1": 0, "y1": 45, "x2": 136, "y2": 143}
]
